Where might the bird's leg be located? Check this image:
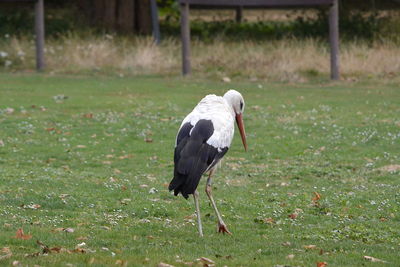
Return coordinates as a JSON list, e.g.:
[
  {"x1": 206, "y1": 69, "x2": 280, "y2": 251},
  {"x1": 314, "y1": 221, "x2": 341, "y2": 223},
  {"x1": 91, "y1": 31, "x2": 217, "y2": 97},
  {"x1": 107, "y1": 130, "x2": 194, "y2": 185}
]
[
  {"x1": 205, "y1": 171, "x2": 231, "y2": 235},
  {"x1": 193, "y1": 190, "x2": 203, "y2": 237}
]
